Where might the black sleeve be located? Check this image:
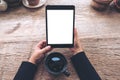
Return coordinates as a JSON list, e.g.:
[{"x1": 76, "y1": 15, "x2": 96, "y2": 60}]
[
  {"x1": 71, "y1": 52, "x2": 101, "y2": 80},
  {"x1": 13, "y1": 61, "x2": 37, "y2": 80}
]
